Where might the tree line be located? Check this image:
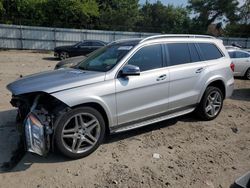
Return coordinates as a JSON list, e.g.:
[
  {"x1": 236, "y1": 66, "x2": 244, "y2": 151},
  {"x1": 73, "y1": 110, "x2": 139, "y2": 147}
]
[{"x1": 0, "y1": 0, "x2": 249, "y2": 37}]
